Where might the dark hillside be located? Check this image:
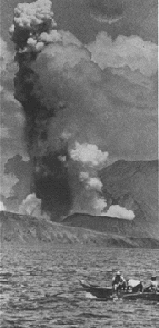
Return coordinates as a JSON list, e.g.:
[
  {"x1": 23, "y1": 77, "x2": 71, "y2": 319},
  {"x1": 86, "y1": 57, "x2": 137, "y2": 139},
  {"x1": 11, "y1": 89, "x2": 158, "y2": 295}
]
[{"x1": 1, "y1": 211, "x2": 159, "y2": 248}]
